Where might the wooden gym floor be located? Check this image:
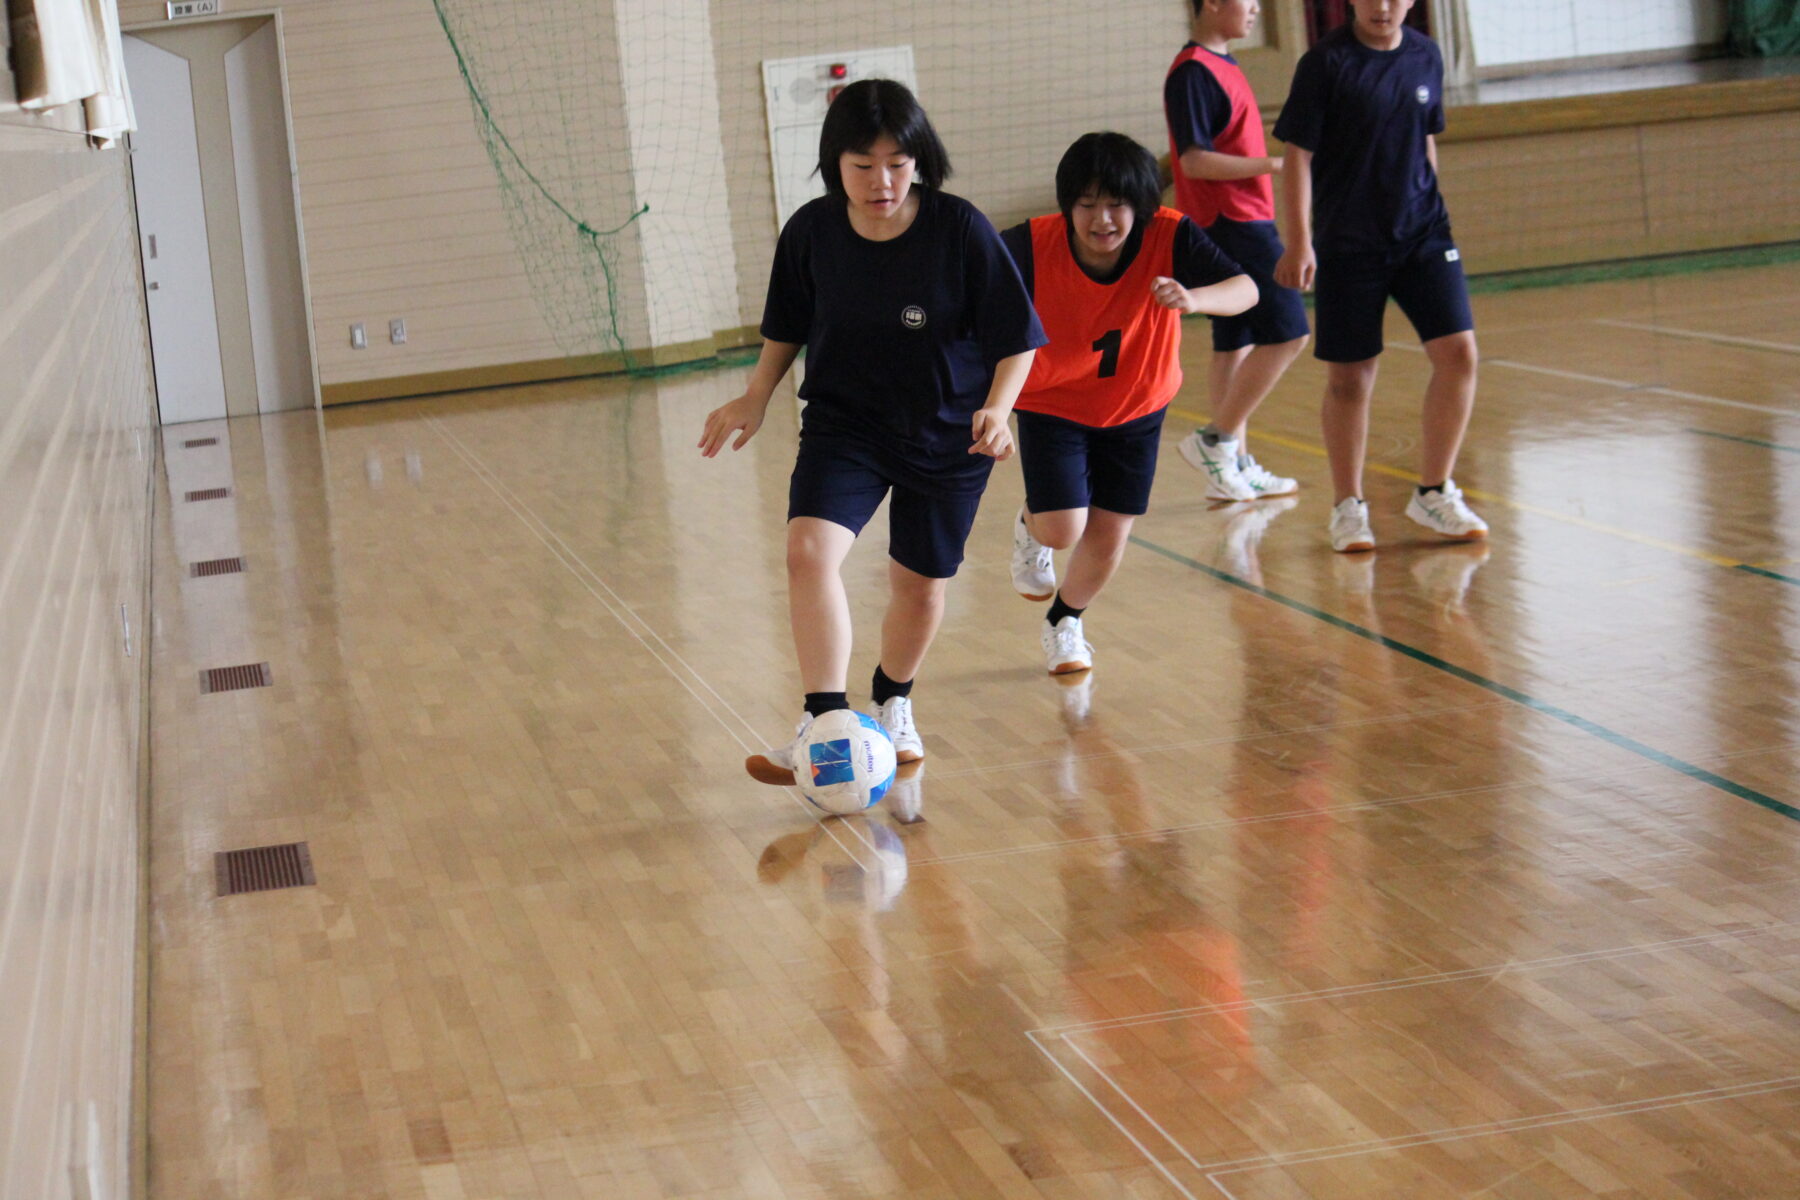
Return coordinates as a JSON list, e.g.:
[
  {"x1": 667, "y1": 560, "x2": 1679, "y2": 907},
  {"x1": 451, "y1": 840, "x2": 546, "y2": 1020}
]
[{"x1": 148, "y1": 262, "x2": 1800, "y2": 1199}]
